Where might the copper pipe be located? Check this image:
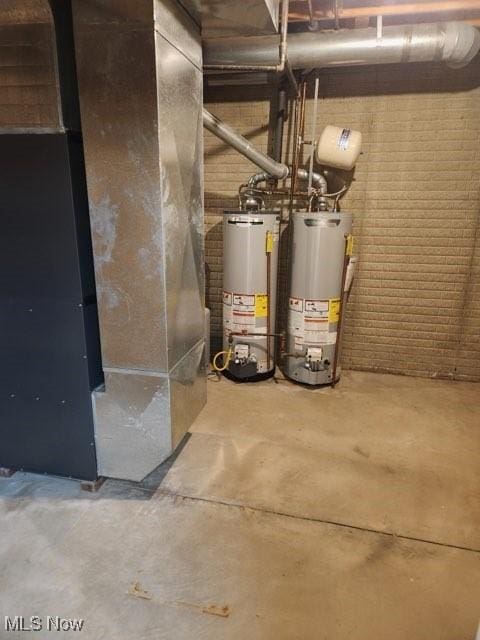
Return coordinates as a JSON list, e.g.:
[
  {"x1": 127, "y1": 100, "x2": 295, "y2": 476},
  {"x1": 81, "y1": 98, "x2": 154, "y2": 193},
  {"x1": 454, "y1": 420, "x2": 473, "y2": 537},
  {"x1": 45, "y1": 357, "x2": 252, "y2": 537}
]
[
  {"x1": 299, "y1": 78, "x2": 307, "y2": 143},
  {"x1": 289, "y1": 91, "x2": 300, "y2": 206},
  {"x1": 266, "y1": 247, "x2": 272, "y2": 369},
  {"x1": 283, "y1": 79, "x2": 307, "y2": 350},
  {"x1": 290, "y1": 78, "x2": 307, "y2": 209},
  {"x1": 229, "y1": 332, "x2": 282, "y2": 337},
  {"x1": 307, "y1": 0, "x2": 315, "y2": 25},
  {"x1": 289, "y1": 0, "x2": 480, "y2": 21},
  {"x1": 331, "y1": 235, "x2": 350, "y2": 388}
]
